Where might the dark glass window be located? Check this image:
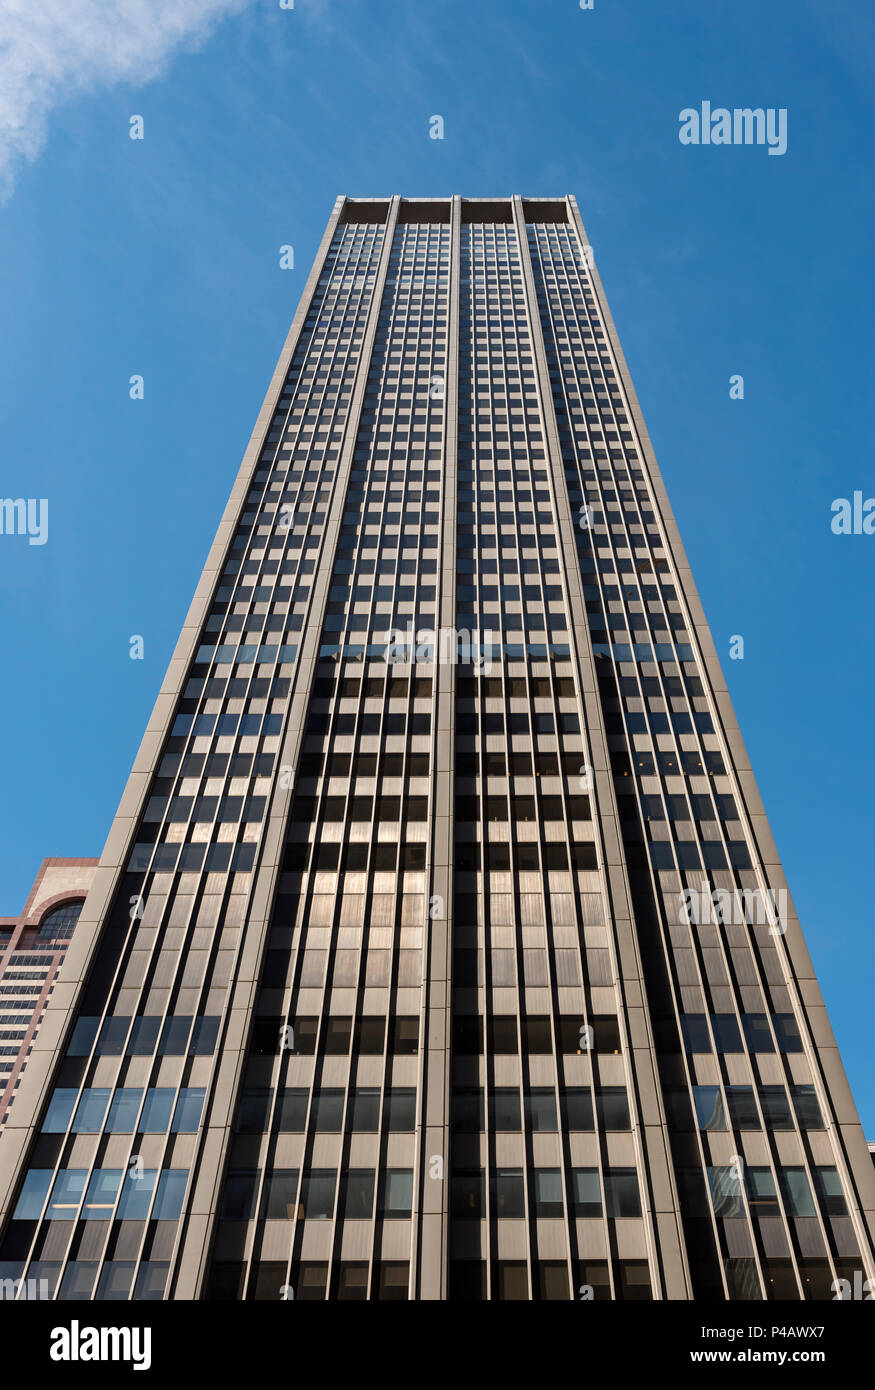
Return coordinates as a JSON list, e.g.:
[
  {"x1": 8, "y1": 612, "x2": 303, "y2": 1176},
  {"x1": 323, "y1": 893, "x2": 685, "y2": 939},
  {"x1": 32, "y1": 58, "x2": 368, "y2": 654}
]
[
  {"x1": 490, "y1": 1088, "x2": 521, "y2": 1131},
  {"x1": 561, "y1": 1088, "x2": 593, "y2": 1131},
  {"x1": 597, "y1": 1087, "x2": 630, "y2": 1130},
  {"x1": 604, "y1": 1169, "x2": 641, "y2": 1218},
  {"x1": 385, "y1": 1088, "x2": 416, "y2": 1131},
  {"x1": 341, "y1": 1170, "x2": 375, "y2": 1220},
  {"x1": 791, "y1": 1085, "x2": 824, "y2": 1130},
  {"x1": 237, "y1": 1088, "x2": 272, "y2": 1133},
  {"x1": 451, "y1": 1170, "x2": 484, "y2": 1218},
  {"x1": 726, "y1": 1087, "x2": 760, "y2": 1130},
  {"x1": 312, "y1": 1090, "x2": 344, "y2": 1131},
  {"x1": 524, "y1": 1089, "x2": 557, "y2": 1132},
  {"x1": 532, "y1": 1169, "x2": 564, "y2": 1218},
  {"x1": 692, "y1": 1086, "x2": 727, "y2": 1131},
  {"x1": 221, "y1": 1170, "x2": 259, "y2": 1221},
  {"x1": 349, "y1": 1088, "x2": 380, "y2": 1131},
  {"x1": 299, "y1": 1171, "x2": 336, "y2": 1220},
  {"x1": 261, "y1": 1169, "x2": 300, "y2": 1220},
  {"x1": 760, "y1": 1087, "x2": 793, "y2": 1130},
  {"x1": 379, "y1": 1170, "x2": 413, "y2": 1218},
  {"x1": 493, "y1": 1169, "x2": 525, "y2": 1218}
]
